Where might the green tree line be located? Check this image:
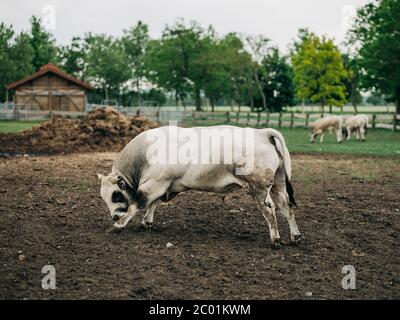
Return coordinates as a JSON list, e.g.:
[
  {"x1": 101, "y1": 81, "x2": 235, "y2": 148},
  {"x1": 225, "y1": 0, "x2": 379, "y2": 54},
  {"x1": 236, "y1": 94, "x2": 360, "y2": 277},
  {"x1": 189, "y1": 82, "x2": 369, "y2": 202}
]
[{"x1": 0, "y1": 0, "x2": 399, "y2": 113}]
